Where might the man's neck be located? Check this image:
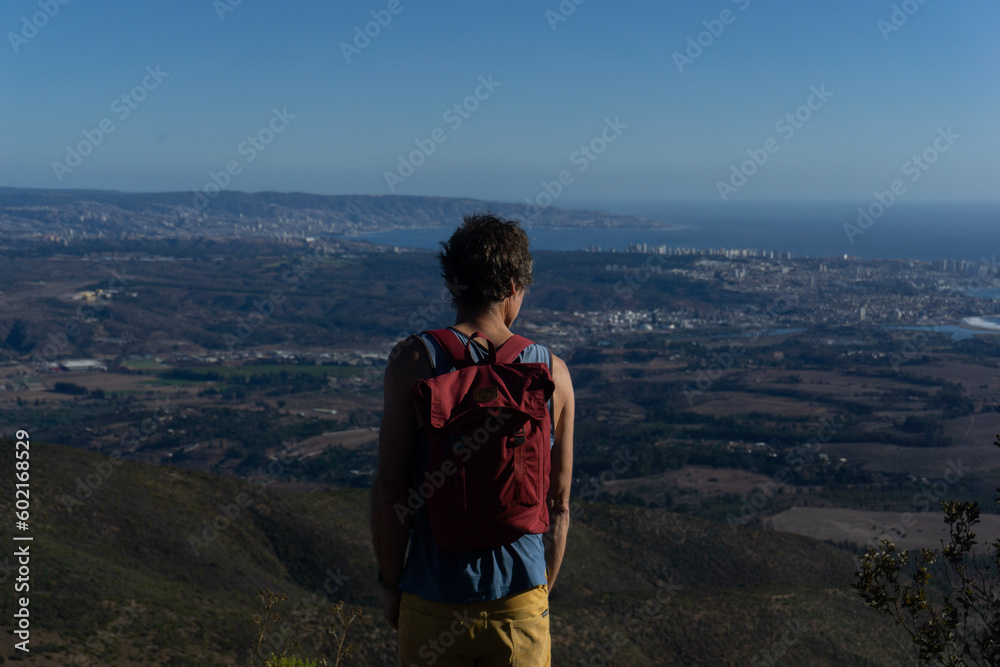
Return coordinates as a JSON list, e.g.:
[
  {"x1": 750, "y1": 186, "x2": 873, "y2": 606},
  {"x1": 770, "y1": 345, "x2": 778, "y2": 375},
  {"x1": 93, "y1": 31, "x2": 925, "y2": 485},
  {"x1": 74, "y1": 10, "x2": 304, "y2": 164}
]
[{"x1": 450, "y1": 309, "x2": 513, "y2": 347}]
